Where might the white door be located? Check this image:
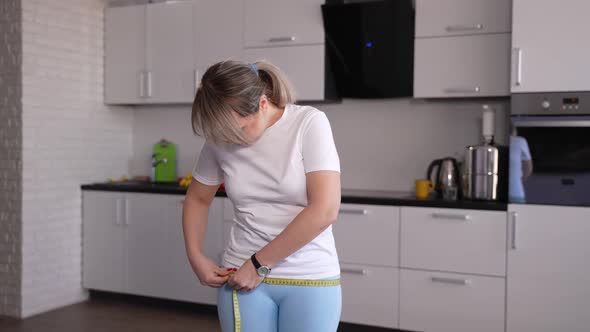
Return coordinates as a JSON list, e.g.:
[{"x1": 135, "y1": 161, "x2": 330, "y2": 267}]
[
  {"x1": 507, "y1": 204, "x2": 590, "y2": 332},
  {"x1": 193, "y1": 0, "x2": 243, "y2": 88},
  {"x1": 166, "y1": 196, "x2": 224, "y2": 305},
  {"x1": 511, "y1": 0, "x2": 590, "y2": 92},
  {"x1": 243, "y1": 0, "x2": 325, "y2": 48},
  {"x1": 125, "y1": 193, "x2": 171, "y2": 298},
  {"x1": 82, "y1": 191, "x2": 126, "y2": 292},
  {"x1": 146, "y1": 2, "x2": 195, "y2": 103},
  {"x1": 104, "y1": 5, "x2": 146, "y2": 104},
  {"x1": 244, "y1": 45, "x2": 325, "y2": 101}
]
